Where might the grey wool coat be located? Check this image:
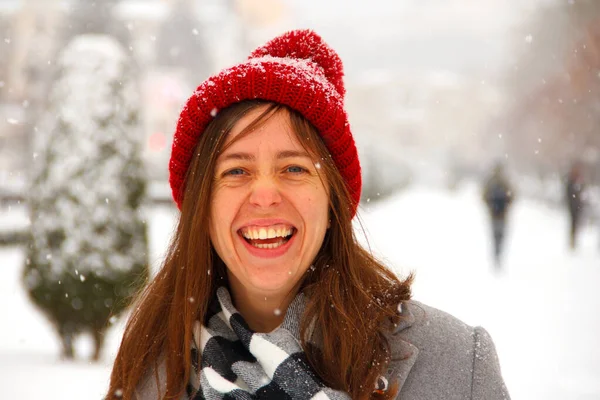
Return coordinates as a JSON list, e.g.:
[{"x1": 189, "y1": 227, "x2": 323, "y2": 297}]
[
  {"x1": 134, "y1": 300, "x2": 510, "y2": 400},
  {"x1": 389, "y1": 300, "x2": 510, "y2": 399}
]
